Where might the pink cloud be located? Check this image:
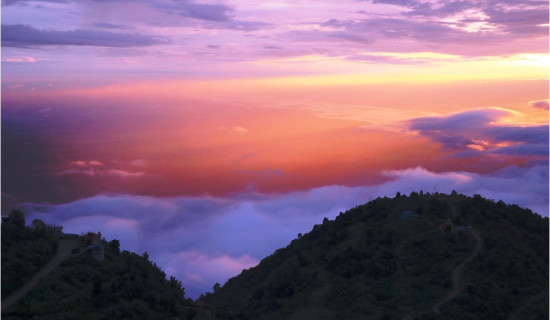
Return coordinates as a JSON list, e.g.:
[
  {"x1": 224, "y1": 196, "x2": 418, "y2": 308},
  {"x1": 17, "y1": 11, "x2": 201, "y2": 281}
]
[
  {"x1": 107, "y1": 169, "x2": 145, "y2": 178},
  {"x1": 58, "y1": 168, "x2": 144, "y2": 178},
  {"x1": 130, "y1": 159, "x2": 148, "y2": 167},
  {"x1": 218, "y1": 126, "x2": 250, "y2": 135},
  {"x1": 3, "y1": 56, "x2": 38, "y2": 63},
  {"x1": 62, "y1": 160, "x2": 144, "y2": 177},
  {"x1": 232, "y1": 126, "x2": 249, "y2": 135},
  {"x1": 70, "y1": 160, "x2": 103, "y2": 167},
  {"x1": 71, "y1": 160, "x2": 88, "y2": 167}
]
